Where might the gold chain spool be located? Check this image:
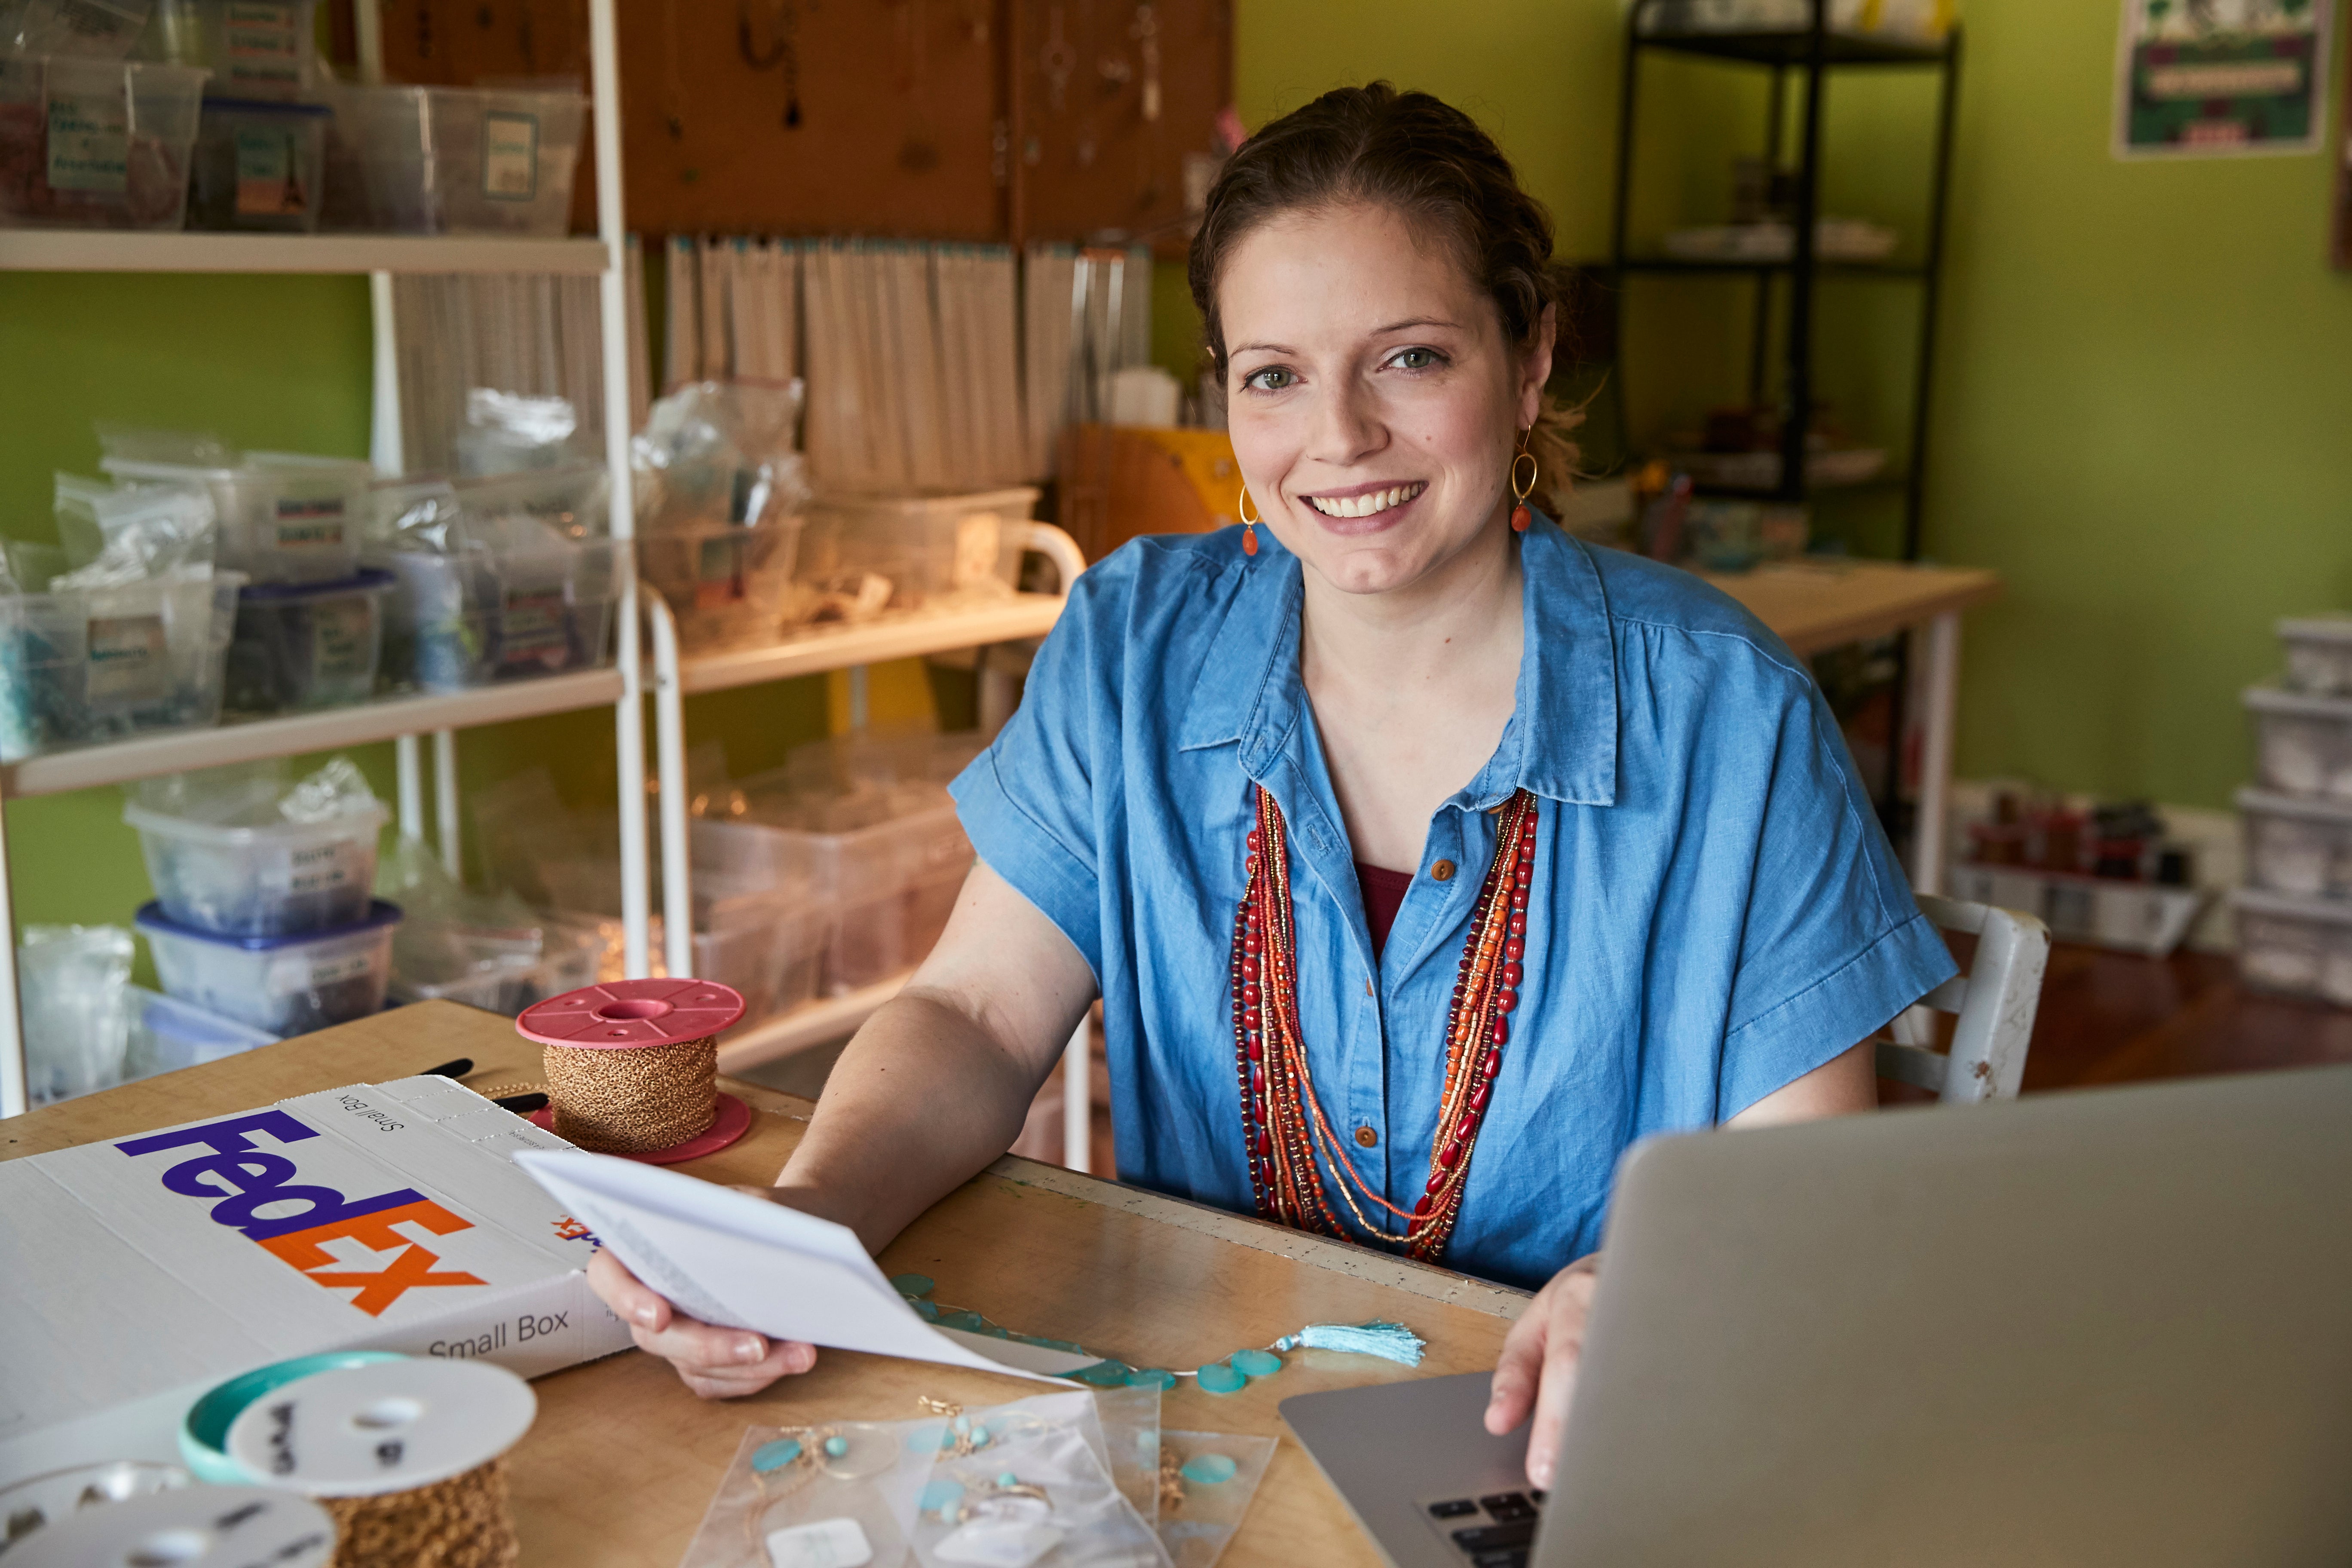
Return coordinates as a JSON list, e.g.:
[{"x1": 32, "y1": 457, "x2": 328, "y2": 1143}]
[
  {"x1": 321, "y1": 1460, "x2": 519, "y2": 1568},
  {"x1": 513, "y1": 980, "x2": 753, "y2": 1165}
]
